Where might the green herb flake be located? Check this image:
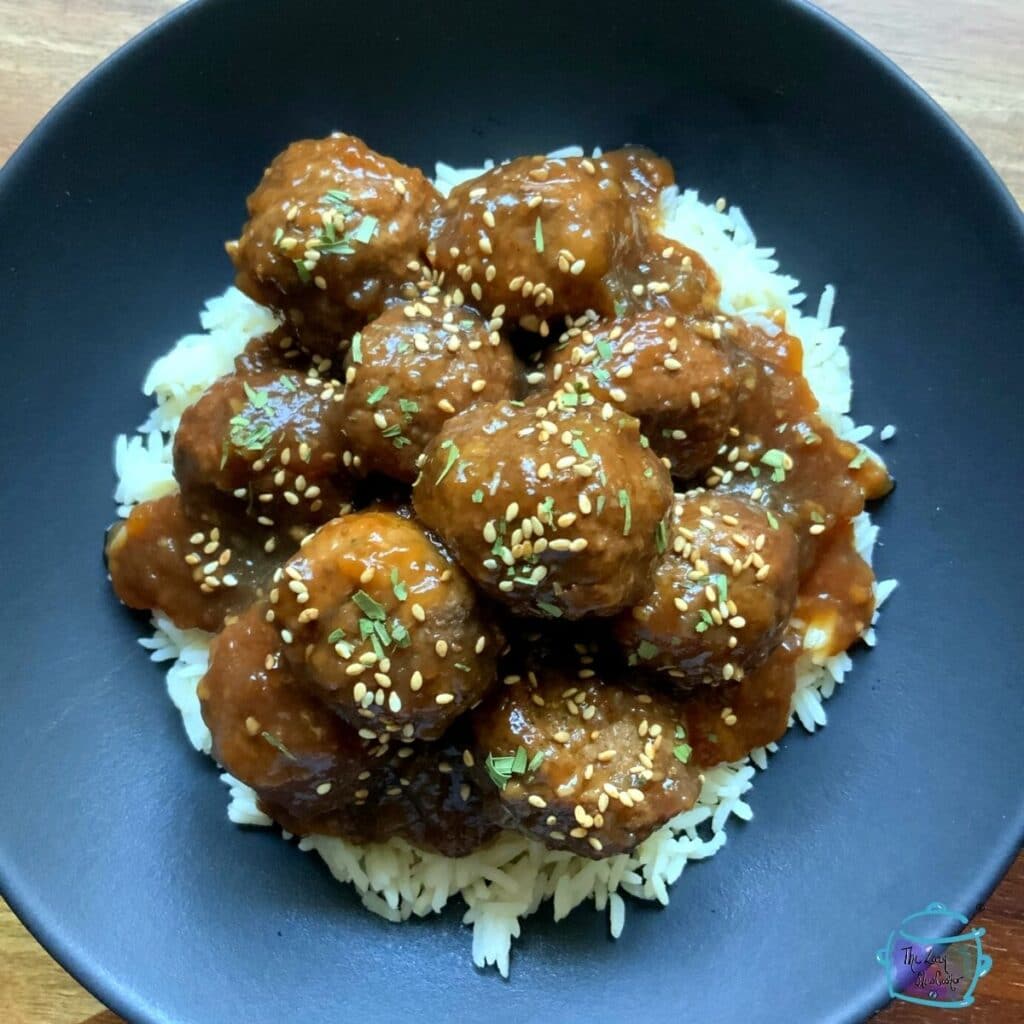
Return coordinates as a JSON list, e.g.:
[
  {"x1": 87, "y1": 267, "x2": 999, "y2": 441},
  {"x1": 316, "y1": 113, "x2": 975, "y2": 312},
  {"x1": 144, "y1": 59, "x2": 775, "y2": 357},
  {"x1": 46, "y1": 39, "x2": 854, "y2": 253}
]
[
  {"x1": 279, "y1": 375, "x2": 298, "y2": 392},
  {"x1": 243, "y1": 382, "x2": 270, "y2": 409},
  {"x1": 715, "y1": 573, "x2": 728, "y2": 604},
  {"x1": 527, "y1": 750, "x2": 546, "y2": 773},
  {"x1": 317, "y1": 239, "x2": 355, "y2": 256},
  {"x1": 558, "y1": 390, "x2": 579, "y2": 408},
  {"x1": 272, "y1": 226, "x2": 284, "y2": 246},
  {"x1": 596, "y1": 494, "x2": 606, "y2": 516},
  {"x1": 261, "y1": 731, "x2": 297, "y2": 762},
  {"x1": 471, "y1": 489, "x2": 484, "y2": 503},
  {"x1": 637, "y1": 640, "x2": 660, "y2": 660},
  {"x1": 367, "y1": 385, "x2": 389, "y2": 405},
  {"x1": 352, "y1": 590, "x2": 386, "y2": 621},
  {"x1": 350, "y1": 215, "x2": 378, "y2": 244},
  {"x1": 436, "y1": 440, "x2": 460, "y2": 484},
  {"x1": 323, "y1": 189, "x2": 352, "y2": 209},
  {"x1": 595, "y1": 338, "x2": 613, "y2": 362},
  {"x1": 293, "y1": 259, "x2": 312, "y2": 284},
  {"x1": 673, "y1": 742, "x2": 693, "y2": 764},
  {"x1": 484, "y1": 753, "x2": 516, "y2": 790},
  {"x1": 390, "y1": 621, "x2": 411, "y2": 647},
  {"x1": 571, "y1": 438, "x2": 589, "y2": 459},
  {"x1": 511, "y1": 746, "x2": 529, "y2": 775},
  {"x1": 537, "y1": 601, "x2": 563, "y2": 618},
  {"x1": 694, "y1": 621, "x2": 710, "y2": 634},
  {"x1": 617, "y1": 489, "x2": 632, "y2": 536},
  {"x1": 848, "y1": 449, "x2": 869, "y2": 469},
  {"x1": 810, "y1": 509, "x2": 825, "y2": 524},
  {"x1": 327, "y1": 628, "x2": 346, "y2": 645},
  {"x1": 351, "y1": 332, "x2": 363, "y2": 364},
  {"x1": 766, "y1": 510, "x2": 780, "y2": 530},
  {"x1": 655, "y1": 519, "x2": 667, "y2": 554},
  {"x1": 613, "y1": 299, "x2": 628, "y2": 317},
  {"x1": 531, "y1": 215, "x2": 545, "y2": 253},
  {"x1": 675, "y1": 725, "x2": 687, "y2": 739},
  {"x1": 390, "y1": 568, "x2": 408, "y2": 601}
]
